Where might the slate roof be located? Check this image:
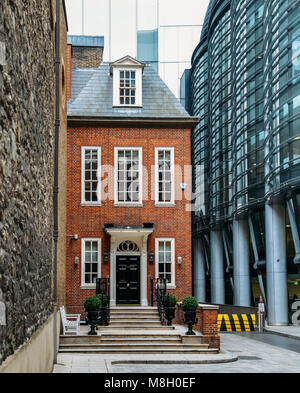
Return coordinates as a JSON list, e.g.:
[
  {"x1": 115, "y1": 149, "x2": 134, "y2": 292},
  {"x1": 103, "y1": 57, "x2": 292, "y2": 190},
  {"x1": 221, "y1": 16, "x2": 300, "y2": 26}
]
[
  {"x1": 68, "y1": 62, "x2": 191, "y2": 119},
  {"x1": 67, "y1": 35, "x2": 104, "y2": 47}
]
